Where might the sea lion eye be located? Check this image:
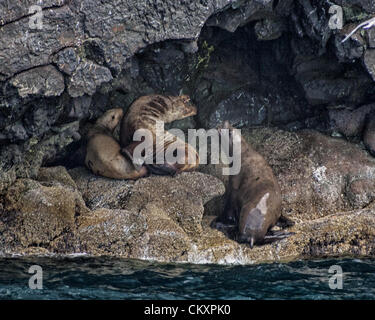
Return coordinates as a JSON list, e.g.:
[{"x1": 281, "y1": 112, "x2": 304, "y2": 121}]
[{"x1": 112, "y1": 115, "x2": 115, "y2": 120}]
